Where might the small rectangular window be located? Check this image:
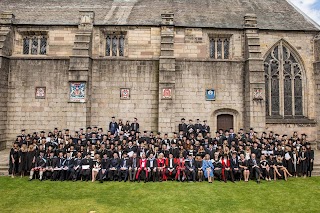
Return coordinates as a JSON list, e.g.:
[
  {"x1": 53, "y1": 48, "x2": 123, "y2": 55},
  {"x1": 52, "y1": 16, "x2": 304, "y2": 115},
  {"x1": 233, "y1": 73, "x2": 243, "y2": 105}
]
[
  {"x1": 209, "y1": 37, "x2": 230, "y2": 59},
  {"x1": 22, "y1": 35, "x2": 48, "y2": 55},
  {"x1": 105, "y1": 34, "x2": 125, "y2": 57}
]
